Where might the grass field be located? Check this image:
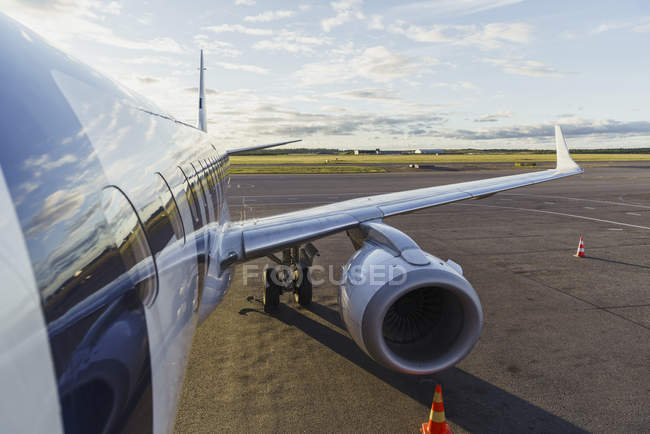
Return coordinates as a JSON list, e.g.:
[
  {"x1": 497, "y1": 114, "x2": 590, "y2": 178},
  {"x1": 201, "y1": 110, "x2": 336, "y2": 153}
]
[
  {"x1": 230, "y1": 153, "x2": 650, "y2": 165},
  {"x1": 229, "y1": 165, "x2": 387, "y2": 174}
]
